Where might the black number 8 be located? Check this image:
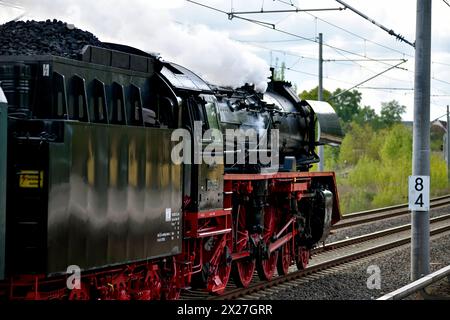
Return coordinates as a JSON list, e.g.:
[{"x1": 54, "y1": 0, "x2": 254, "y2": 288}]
[{"x1": 415, "y1": 178, "x2": 423, "y2": 191}]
